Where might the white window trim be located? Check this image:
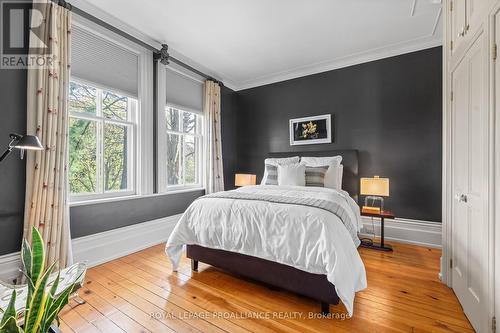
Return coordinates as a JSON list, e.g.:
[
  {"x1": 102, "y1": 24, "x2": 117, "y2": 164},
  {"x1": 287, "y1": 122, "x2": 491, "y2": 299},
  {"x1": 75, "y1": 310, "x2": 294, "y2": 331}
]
[
  {"x1": 70, "y1": 15, "x2": 154, "y2": 204},
  {"x1": 157, "y1": 65, "x2": 206, "y2": 193}
]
